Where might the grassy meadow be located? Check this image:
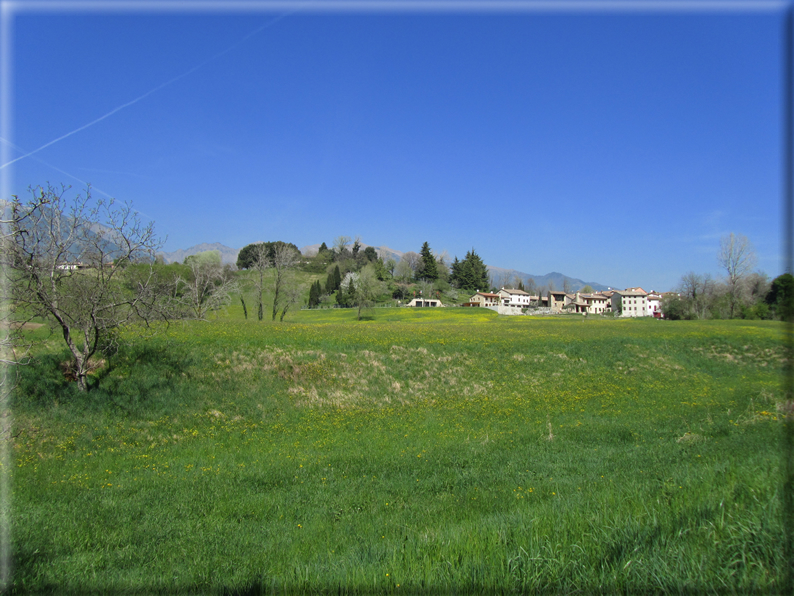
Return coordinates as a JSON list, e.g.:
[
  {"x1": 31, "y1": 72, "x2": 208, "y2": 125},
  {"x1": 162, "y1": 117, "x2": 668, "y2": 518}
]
[{"x1": 9, "y1": 307, "x2": 788, "y2": 594}]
